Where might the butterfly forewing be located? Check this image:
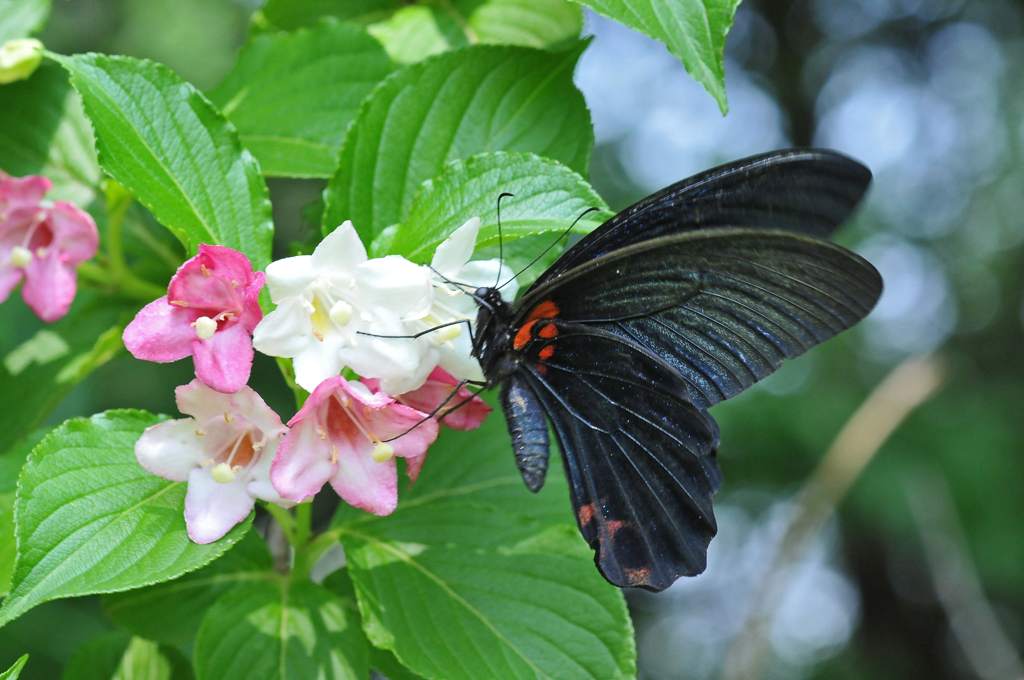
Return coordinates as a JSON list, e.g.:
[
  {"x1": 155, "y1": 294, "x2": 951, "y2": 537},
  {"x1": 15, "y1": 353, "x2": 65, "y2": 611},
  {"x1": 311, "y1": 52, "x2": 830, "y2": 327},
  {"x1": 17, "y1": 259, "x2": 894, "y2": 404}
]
[
  {"x1": 535, "y1": 149, "x2": 872, "y2": 286},
  {"x1": 514, "y1": 229, "x2": 882, "y2": 410}
]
